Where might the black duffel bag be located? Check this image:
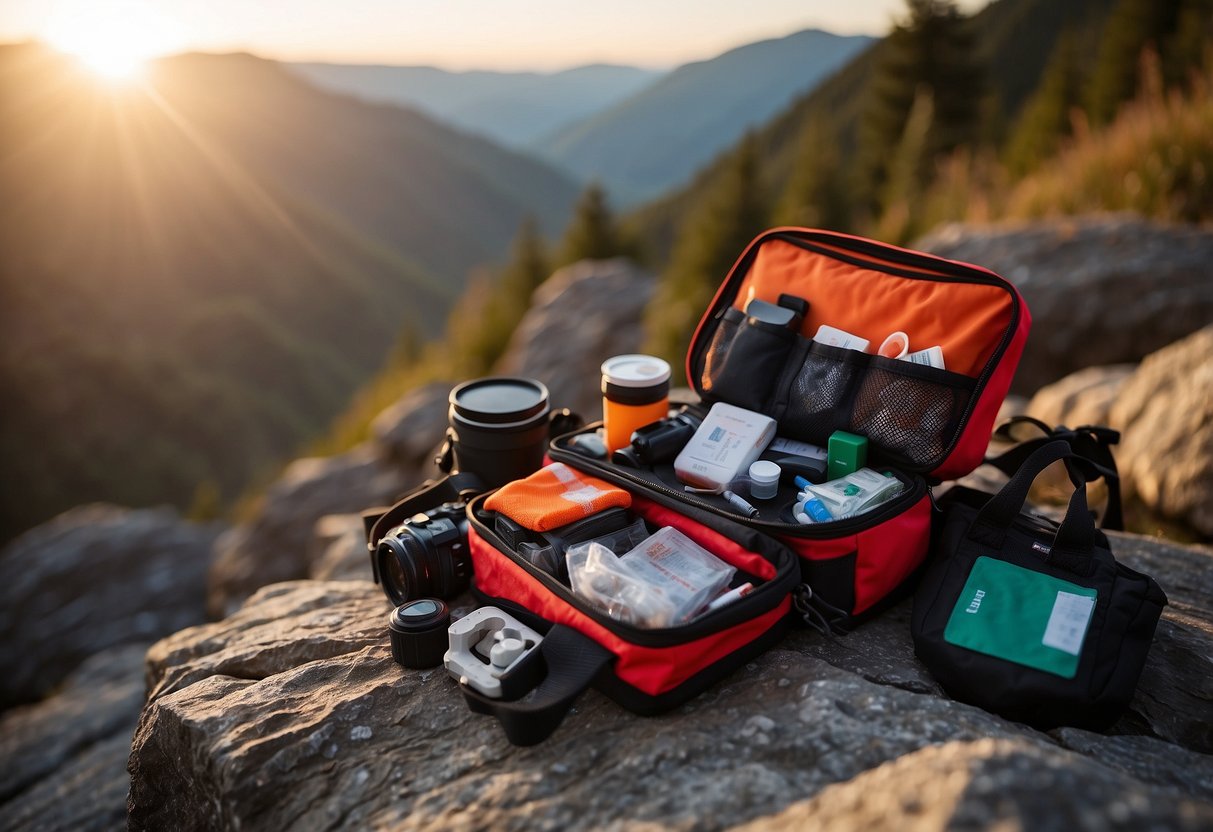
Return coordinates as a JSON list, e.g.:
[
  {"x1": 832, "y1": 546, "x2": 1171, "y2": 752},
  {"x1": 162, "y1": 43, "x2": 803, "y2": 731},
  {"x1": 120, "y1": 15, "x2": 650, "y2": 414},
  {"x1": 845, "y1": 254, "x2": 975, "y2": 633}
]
[{"x1": 912, "y1": 439, "x2": 1167, "y2": 730}]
